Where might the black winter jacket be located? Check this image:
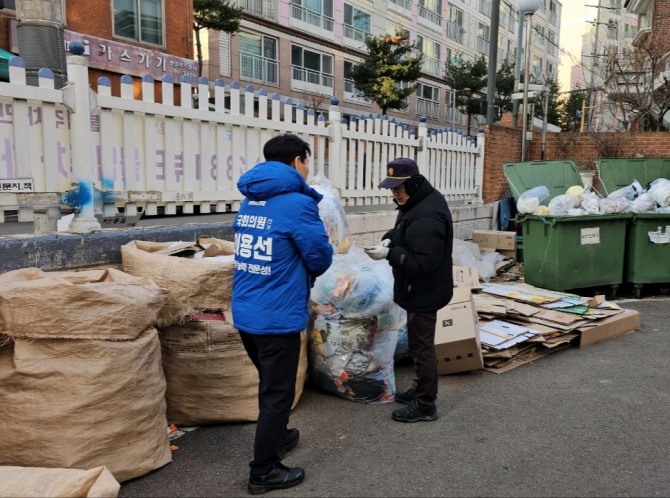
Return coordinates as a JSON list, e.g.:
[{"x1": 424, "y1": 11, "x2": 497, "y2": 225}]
[{"x1": 384, "y1": 176, "x2": 453, "y2": 313}]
